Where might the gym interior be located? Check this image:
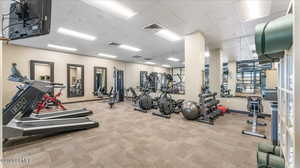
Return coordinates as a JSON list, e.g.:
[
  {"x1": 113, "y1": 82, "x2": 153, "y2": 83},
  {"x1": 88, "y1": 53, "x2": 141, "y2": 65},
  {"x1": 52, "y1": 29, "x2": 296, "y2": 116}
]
[{"x1": 0, "y1": 0, "x2": 298, "y2": 168}]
